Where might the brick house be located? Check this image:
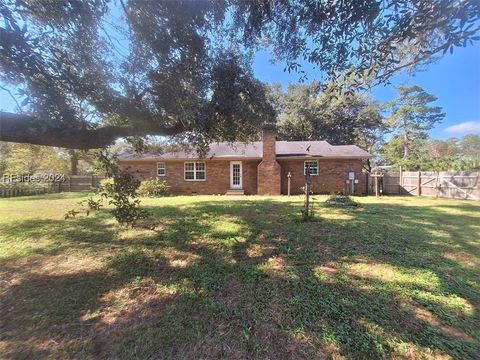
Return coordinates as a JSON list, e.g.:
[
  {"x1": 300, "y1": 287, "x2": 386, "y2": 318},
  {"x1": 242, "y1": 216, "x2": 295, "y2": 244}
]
[{"x1": 118, "y1": 126, "x2": 371, "y2": 195}]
